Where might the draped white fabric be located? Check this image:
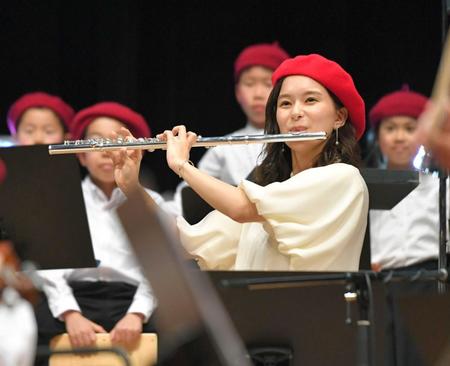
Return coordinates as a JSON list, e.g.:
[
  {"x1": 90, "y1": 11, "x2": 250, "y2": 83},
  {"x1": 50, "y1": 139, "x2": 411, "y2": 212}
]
[{"x1": 178, "y1": 163, "x2": 368, "y2": 271}]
